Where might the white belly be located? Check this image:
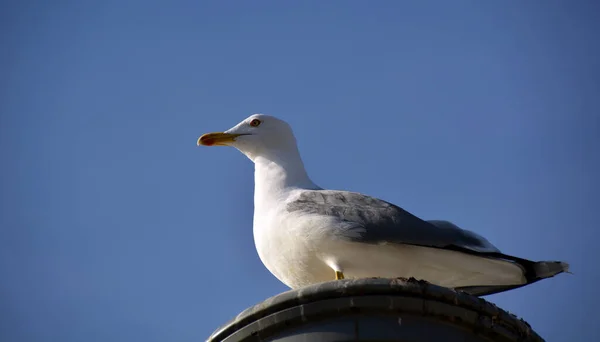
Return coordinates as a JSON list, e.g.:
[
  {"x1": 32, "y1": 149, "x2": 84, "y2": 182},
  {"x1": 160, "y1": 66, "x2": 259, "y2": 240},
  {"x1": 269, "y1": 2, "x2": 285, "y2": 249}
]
[
  {"x1": 253, "y1": 212, "x2": 525, "y2": 289},
  {"x1": 321, "y1": 240, "x2": 526, "y2": 288},
  {"x1": 253, "y1": 210, "x2": 335, "y2": 288}
]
